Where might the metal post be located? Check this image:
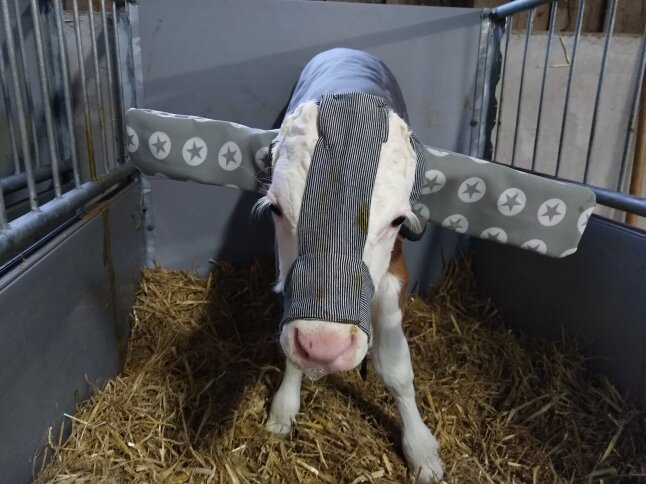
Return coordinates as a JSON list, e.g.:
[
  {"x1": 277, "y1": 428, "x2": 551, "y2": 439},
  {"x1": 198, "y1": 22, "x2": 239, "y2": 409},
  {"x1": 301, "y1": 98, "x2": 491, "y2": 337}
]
[
  {"x1": 618, "y1": 25, "x2": 646, "y2": 192},
  {"x1": 87, "y1": 0, "x2": 110, "y2": 173},
  {"x1": 30, "y1": 0, "x2": 62, "y2": 198},
  {"x1": 0, "y1": 185, "x2": 7, "y2": 229},
  {"x1": 71, "y1": 0, "x2": 98, "y2": 181},
  {"x1": 100, "y1": 0, "x2": 118, "y2": 167},
  {"x1": 555, "y1": 0, "x2": 585, "y2": 177},
  {"x1": 511, "y1": 8, "x2": 534, "y2": 166},
  {"x1": 494, "y1": 15, "x2": 512, "y2": 161},
  {"x1": 52, "y1": 0, "x2": 81, "y2": 189},
  {"x1": 0, "y1": 0, "x2": 38, "y2": 211},
  {"x1": 12, "y1": 0, "x2": 41, "y2": 169},
  {"x1": 0, "y1": 46, "x2": 21, "y2": 175},
  {"x1": 112, "y1": 0, "x2": 127, "y2": 163},
  {"x1": 531, "y1": 1, "x2": 557, "y2": 171},
  {"x1": 583, "y1": 0, "x2": 617, "y2": 184}
]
